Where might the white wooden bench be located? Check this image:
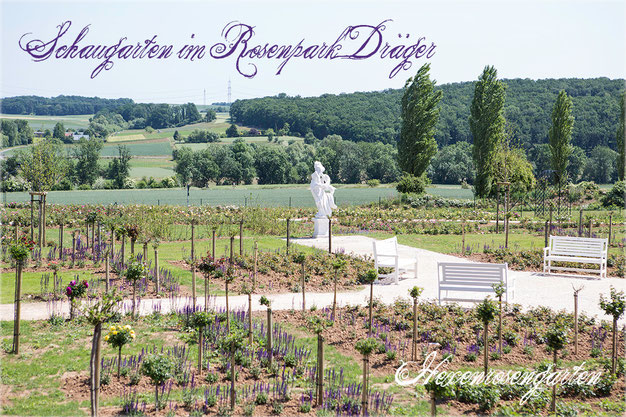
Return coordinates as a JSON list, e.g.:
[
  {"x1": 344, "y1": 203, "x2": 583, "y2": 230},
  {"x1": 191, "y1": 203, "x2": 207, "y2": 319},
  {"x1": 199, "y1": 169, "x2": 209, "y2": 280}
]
[
  {"x1": 543, "y1": 235, "x2": 608, "y2": 278},
  {"x1": 438, "y1": 262, "x2": 510, "y2": 304},
  {"x1": 373, "y1": 237, "x2": 417, "y2": 285}
]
